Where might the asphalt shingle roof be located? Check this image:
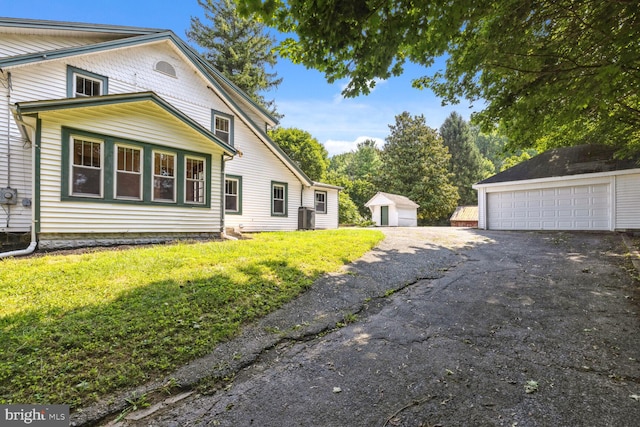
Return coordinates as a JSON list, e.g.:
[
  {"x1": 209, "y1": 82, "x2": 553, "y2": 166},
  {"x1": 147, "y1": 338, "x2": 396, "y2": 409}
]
[{"x1": 477, "y1": 144, "x2": 640, "y2": 185}]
